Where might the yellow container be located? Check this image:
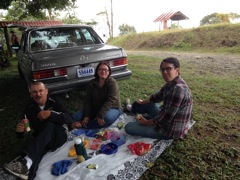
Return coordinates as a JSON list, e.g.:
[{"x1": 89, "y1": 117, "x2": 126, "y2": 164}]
[{"x1": 68, "y1": 140, "x2": 89, "y2": 157}]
